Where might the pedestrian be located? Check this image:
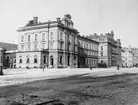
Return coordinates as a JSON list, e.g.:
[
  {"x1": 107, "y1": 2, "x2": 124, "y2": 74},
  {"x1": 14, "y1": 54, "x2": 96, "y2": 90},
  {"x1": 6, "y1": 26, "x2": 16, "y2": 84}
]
[
  {"x1": 90, "y1": 65, "x2": 92, "y2": 71},
  {"x1": 117, "y1": 65, "x2": 119, "y2": 70}
]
